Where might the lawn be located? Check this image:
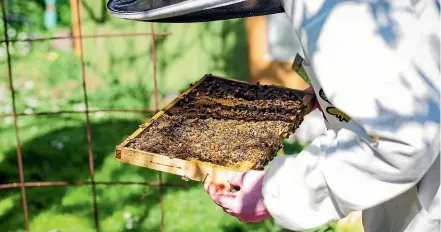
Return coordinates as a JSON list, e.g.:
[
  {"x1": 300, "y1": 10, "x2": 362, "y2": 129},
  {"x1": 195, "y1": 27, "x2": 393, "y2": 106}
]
[{"x1": 0, "y1": 1, "x2": 362, "y2": 232}]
